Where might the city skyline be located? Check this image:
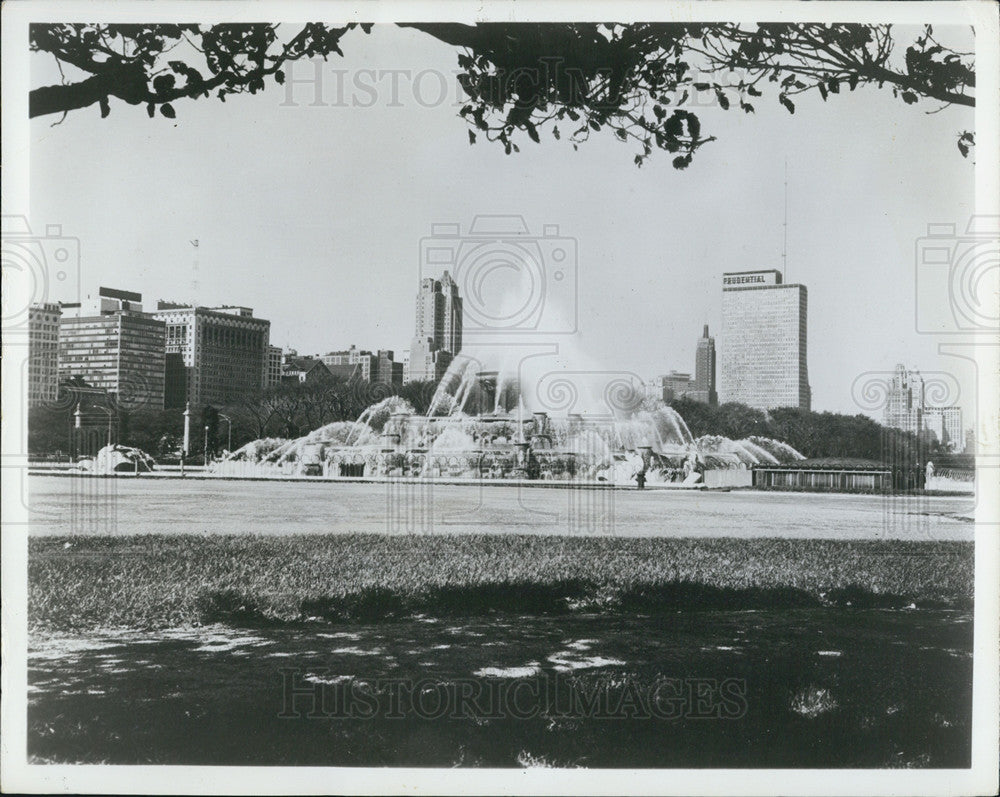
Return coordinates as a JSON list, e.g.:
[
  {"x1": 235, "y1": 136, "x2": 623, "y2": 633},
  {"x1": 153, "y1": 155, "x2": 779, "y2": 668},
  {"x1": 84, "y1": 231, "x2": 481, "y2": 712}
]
[{"x1": 31, "y1": 273, "x2": 968, "y2": 434}]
